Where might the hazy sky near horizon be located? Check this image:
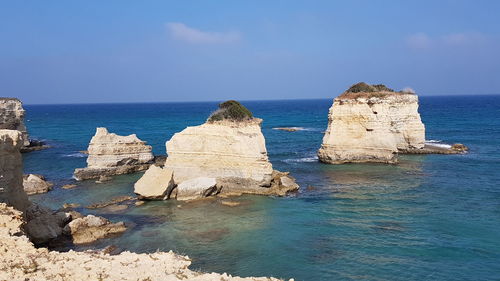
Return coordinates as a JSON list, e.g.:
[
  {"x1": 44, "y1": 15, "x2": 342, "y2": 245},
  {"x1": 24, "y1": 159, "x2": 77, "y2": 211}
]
[{"x1": 1, "y1": 1, "x2": 499, "y2": 104}]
